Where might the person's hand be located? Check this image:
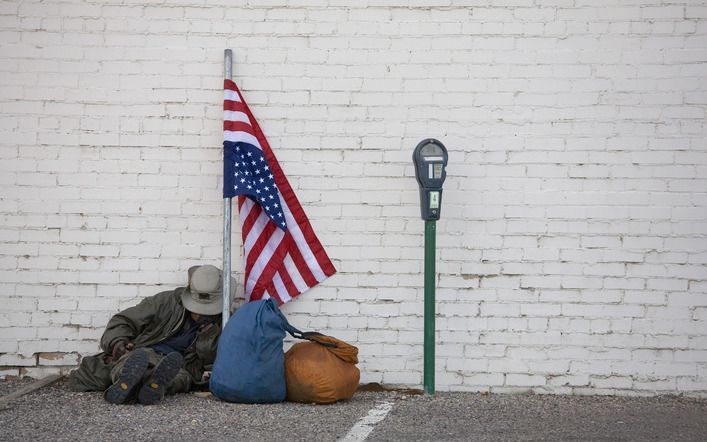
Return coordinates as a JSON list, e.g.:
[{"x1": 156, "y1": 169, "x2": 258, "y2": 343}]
[{"x1": 111, "y1": 339, "x2": 134, "y2": 360}]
